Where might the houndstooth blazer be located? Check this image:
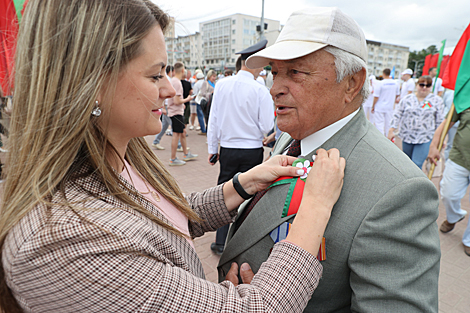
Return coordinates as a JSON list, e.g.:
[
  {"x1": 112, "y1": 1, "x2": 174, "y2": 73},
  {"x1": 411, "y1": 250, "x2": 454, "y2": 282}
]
[{"x1": 2, "y1": 162, "x2": 322, "y2": 312}]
